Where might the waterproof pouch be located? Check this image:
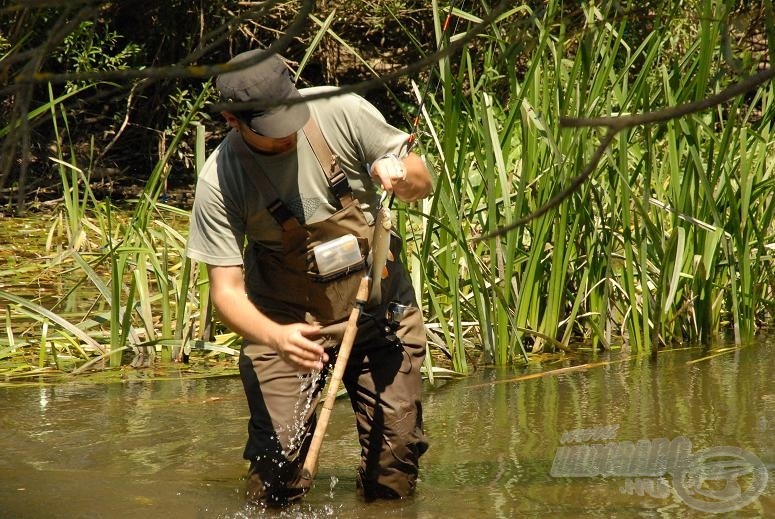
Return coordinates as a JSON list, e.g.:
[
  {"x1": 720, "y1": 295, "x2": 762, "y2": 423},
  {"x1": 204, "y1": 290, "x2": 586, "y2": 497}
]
[{"x1": 311, "y1": 234, "x2": 367, "y2": 281}]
